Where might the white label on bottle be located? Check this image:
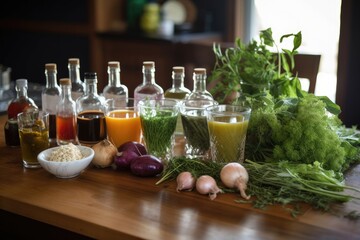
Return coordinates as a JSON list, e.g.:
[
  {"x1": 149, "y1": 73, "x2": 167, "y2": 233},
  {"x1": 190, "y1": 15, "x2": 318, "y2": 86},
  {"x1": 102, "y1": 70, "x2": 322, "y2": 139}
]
[{"x1": 42, "y1": 94, "x2": 60, "y2": 114}]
